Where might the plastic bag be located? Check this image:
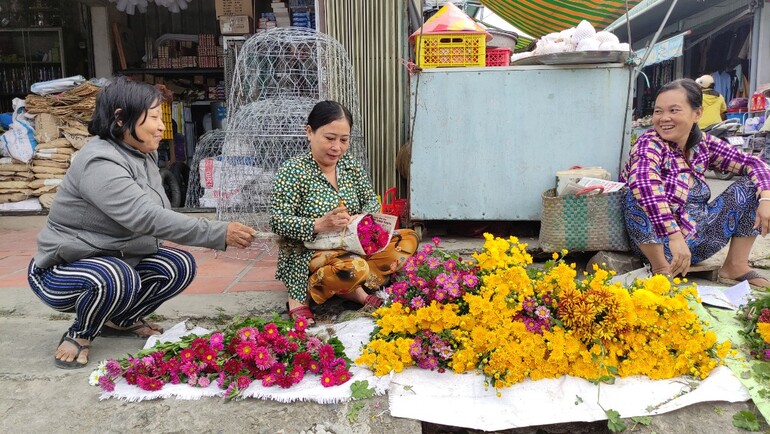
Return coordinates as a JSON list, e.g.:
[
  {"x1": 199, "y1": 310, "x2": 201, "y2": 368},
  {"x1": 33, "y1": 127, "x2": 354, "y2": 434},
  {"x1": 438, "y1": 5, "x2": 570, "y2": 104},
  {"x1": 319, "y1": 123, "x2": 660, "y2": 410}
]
[{"x1": 0, "y1": 99, "x2": 38, "y2": 163}]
